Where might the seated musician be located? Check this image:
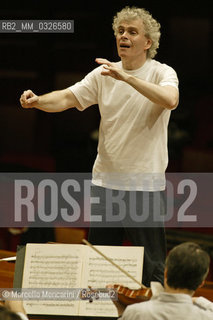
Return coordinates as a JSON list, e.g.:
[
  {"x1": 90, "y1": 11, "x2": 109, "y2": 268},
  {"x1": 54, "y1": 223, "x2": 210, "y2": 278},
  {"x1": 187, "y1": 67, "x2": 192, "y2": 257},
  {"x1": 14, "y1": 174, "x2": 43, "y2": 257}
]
[
  {"x1": 114, "y1": 242, "x2": 213, "y2": 320},
  {"x1": 1, "y1": 242, "x2": 212, "y2": 320}
]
